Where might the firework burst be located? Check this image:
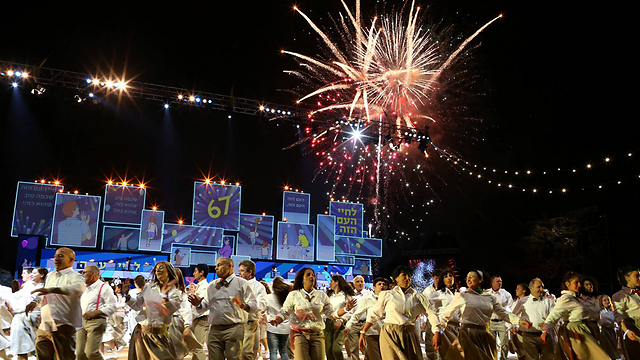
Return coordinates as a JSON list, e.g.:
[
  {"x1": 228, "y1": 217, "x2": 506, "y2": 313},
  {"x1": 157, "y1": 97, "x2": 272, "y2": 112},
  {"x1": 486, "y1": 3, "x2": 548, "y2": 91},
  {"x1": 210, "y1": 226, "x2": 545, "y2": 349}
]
[{"x1": 284, "y1": 0, "x2": 501, "y2": 235}]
